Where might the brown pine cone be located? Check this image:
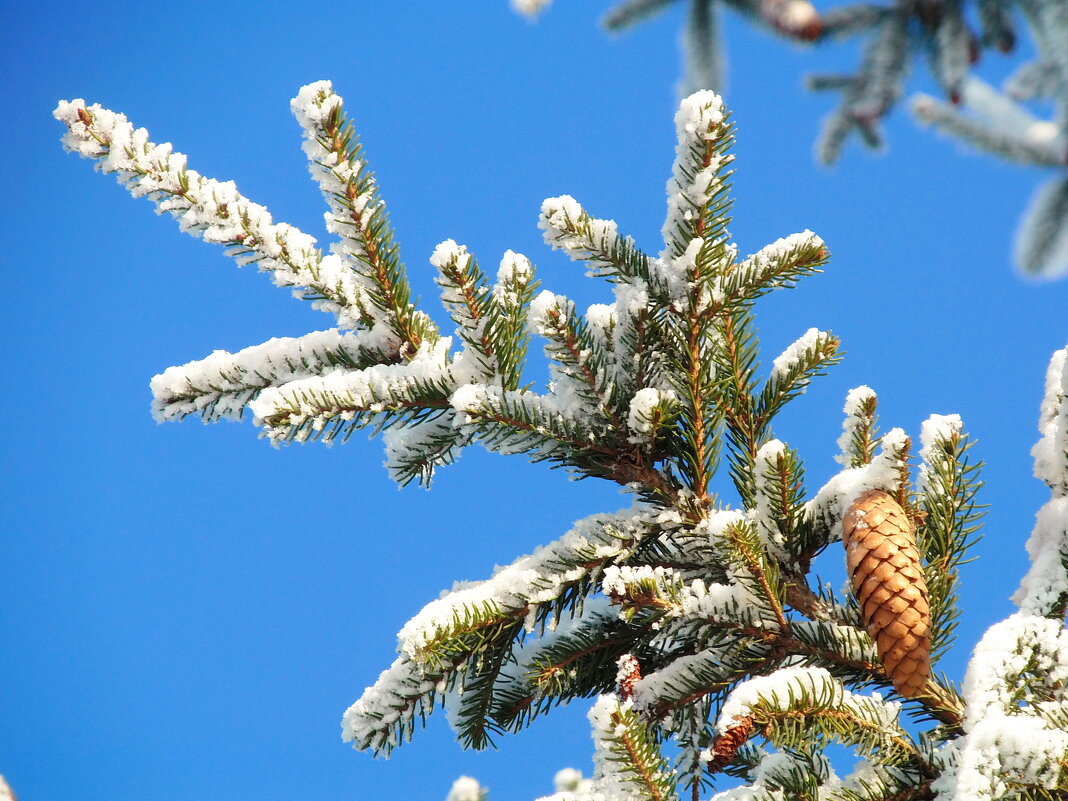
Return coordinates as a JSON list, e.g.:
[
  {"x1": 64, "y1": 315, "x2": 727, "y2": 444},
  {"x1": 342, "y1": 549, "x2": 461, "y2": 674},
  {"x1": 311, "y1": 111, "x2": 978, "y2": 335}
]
[
  {"x1": 842, "y1": 489, "x2": 931, "y2": 698},
  {"x1": 705, "y1": 716, "x2": 755, "y2": 773}
]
